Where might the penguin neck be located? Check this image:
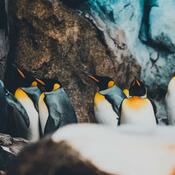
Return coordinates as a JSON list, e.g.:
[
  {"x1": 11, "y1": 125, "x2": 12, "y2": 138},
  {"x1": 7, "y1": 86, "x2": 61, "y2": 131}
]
[
  {"x1": 131, "y1": 95, "x2": 147, "y2": 99},
  {"x1": 94, "y1": 92, "x2": 106, "y2": 107}
]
